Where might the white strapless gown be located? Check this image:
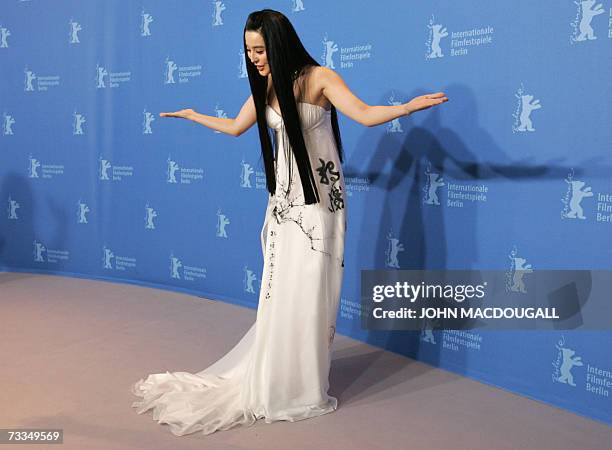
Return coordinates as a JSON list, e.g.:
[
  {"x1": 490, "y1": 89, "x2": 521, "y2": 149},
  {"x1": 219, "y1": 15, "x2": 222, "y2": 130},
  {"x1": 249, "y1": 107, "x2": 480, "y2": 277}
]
[{"x1": 131, "y1": 102, "x2": 347, "y2": 436}]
